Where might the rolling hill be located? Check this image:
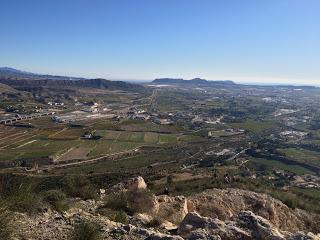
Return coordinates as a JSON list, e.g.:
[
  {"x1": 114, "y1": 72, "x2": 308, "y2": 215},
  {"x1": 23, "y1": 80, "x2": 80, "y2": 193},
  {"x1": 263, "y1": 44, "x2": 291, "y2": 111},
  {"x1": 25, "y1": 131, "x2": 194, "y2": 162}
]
[{"x1": 0, "y1": 67, "x2": 146, "y2": 93}]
